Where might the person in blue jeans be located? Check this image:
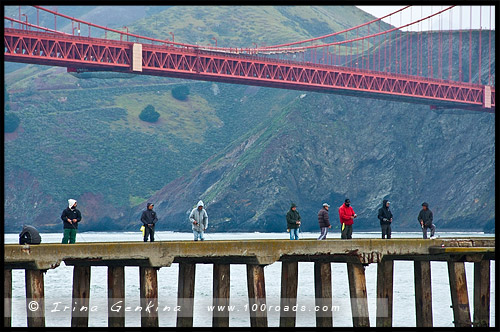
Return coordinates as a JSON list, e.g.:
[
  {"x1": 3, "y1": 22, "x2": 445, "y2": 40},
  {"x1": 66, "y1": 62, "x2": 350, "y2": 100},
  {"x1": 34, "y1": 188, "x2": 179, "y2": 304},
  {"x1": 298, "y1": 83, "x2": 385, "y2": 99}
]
[
  {"x1": 189, "y1": 200, "x2": 208, "y2": 241},
  {"x1": 286, "y1": 203, "x2": 301, "y2": 240}
]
